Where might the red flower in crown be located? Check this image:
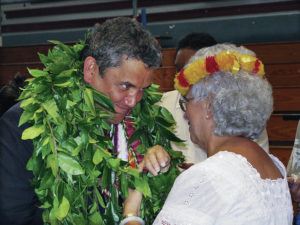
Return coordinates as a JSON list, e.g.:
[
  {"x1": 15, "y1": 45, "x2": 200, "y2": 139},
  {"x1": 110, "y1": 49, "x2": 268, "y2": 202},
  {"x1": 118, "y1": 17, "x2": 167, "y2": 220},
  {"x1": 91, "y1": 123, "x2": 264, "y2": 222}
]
[
  {"x1": 253, "y1": 59, "x2": 260, "y2": 74},
  {"x1": 205, "y1": 56, "x2": 219, "y2": 73},
  {"x1": 177, "y1": 69, "x2": 190, "y2": 87}
]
